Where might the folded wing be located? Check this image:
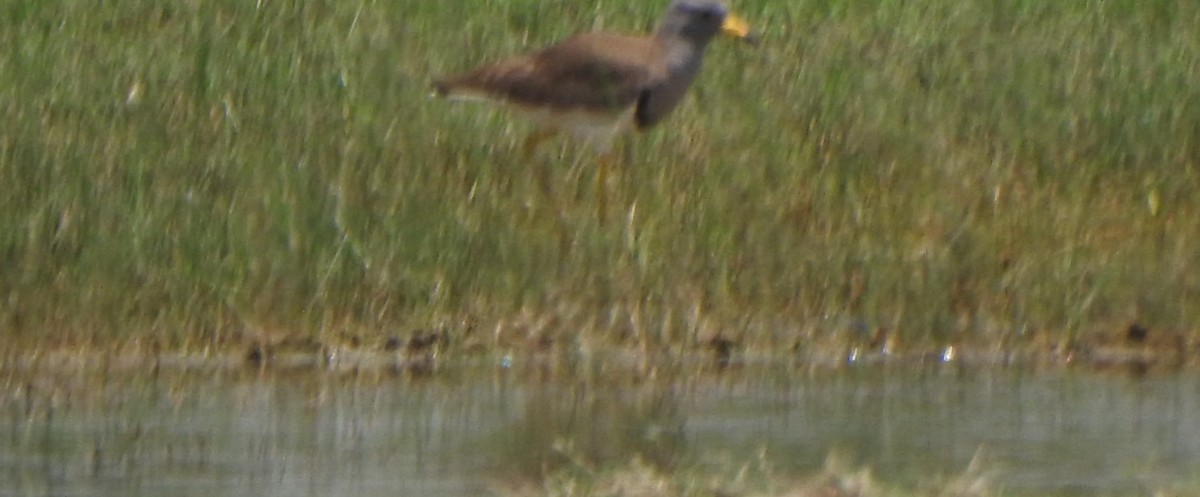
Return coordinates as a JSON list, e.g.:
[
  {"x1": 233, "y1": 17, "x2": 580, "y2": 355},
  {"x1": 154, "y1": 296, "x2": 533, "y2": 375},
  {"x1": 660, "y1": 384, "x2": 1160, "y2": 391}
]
[{"x1": 436, "y1": 34, "x2": 668, "y2": 114}]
